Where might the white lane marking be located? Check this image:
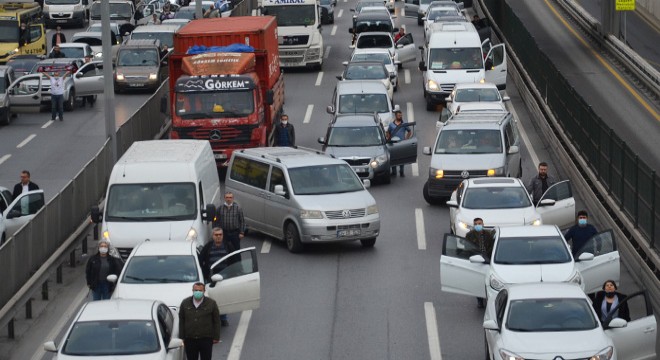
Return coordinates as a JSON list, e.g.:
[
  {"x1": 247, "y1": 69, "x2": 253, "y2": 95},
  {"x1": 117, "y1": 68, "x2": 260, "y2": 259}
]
[
  {"x1": 331, "y1": 25, "x2": 338, "y2": 36},
  {"x1": 337, "y1": 9, "x2": 343, "y2": 17},
  {"x1": 16, "y1": 134, "x2": 37, "y2": 149},
  {"x1": 406, "y1": 101, "x2": 414, "y2": 122},
  {"x1": 226, "y1": 310, "x2": 253, "y2": 360},
  {"x1": 30, "y1": 287, "x2": 89, "y2": 360},
  {"x1": 303, "y1": 104, "x2": 314, "y2": 124},
  {"x1": 41, "y1": 120, "x2": 54, "y2": 129},
  {"x1": 424, "y1": 302, "x2": 443, "y2": 360},
  {"x1": 507, "y1": 98, "x2": 539, "y2": 166},
  {"x1": 0, "y1": 154, "x2": 11, "y2": 165},
  {"x1": 412, "y1": 163, "x2": 419, "y2": 177},
  {"x1": 315, "y1": 71, "x2": 324, "y2": 86},
  {"x1": 415, "y1": 208, "x2": 426, "y2": 250},
  {"x1": 261, "y1": 238, "x2": 271, "y2": 253},
  {"x1": 324, "y1": 45, "x2": 331, "y2": 59},
  {"x1": 404, "y1": 69, "x2": 411, "y2": 84}
]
